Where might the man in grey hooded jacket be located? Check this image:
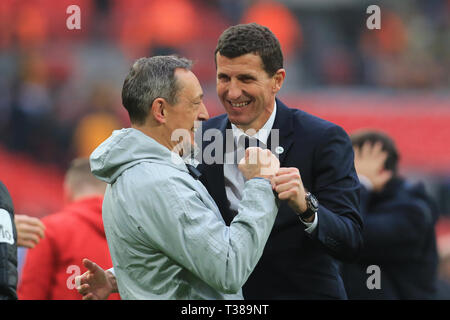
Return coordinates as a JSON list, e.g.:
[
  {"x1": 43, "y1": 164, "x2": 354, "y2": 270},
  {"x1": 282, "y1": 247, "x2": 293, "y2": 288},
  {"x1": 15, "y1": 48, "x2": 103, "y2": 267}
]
[{"x1": 82, "y1": 56, "x2": 283, "y2": 299}]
